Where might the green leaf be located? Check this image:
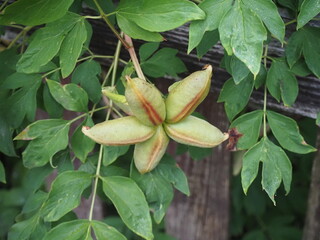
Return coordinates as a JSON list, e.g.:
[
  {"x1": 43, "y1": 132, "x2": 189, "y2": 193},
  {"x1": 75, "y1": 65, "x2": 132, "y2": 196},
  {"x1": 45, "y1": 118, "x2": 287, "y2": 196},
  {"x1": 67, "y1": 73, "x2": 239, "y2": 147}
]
[
  {"x1": 91, "y1": 221, "x2": 127, "y2": 240},
  {"x1": 188, "y1": 0, "x2": 233, "y2": 53},
  {"x1": 297, "y1": 0, "x2": 320, "y2": 29},
  {"x1": 101, "y1": 176, "x2": 153, "y2": 240},
  {"x1": 155, "y1": 155, "x2": 190, "y2": 196},
  {"x1": 43, "y1": 220, "x2": 90, "y2": 240},
  {"x1": 230, "y1": 110, "x2": 263, "y2": 150},
  {"x1": 241, "y1": 137, "x2": 292, "y2": 204},
  {"x1": 71, "y1": 60, "x2": 102, "y2": 103},
  {"x1": 71, "y1": 117, "x2": 95, "y2": 163},
  {"x1": 60, "y1": 19, "x2": 87, "y2": 78},
  {"x1": 8, "y1": 214, "x2": 40, "y2": 240},
  {"x1": 286, "y1": 27, "x2": 320, "y2": 78},
  {"x1": 139, "y1": 42, "x2": 160, "y2": 62},
  {"x1": 0, "y1": 161, "x2": 6, "y2": 183},
  {"x1": 317, "y1": 112, "x2": 320, "y2": 126},
  {"x1": 267, "y1": 111, "x2": 316, "y2": 154},
  {"x1": 116, "y1": 0, "x2": 205, "y2": 32},
  {"x1": 243, "y1": 230, "x2": 267, "y2": 240},
  {"x1": 196, "y1": 30, "x2": 220, "y2": 58},
  {"x1": 0, "y1": 48, "x2": 20, "y2": 82},
  {"x1": 131, "y1": 164, "x2": 174, "y2": 224},
  {"x1": 224, "y1": 55, "x2": 250, "y2": 84},
  {"x1": 103, "y1": 145, "x2": 130, "y2": 166},
  {"x1": 290, "y1": 58, "x2": 312, "y2": 77},
  {"x1": 266, "y1": 58, "x2": 298, "y2": 106},
  {"x1": 43, "y1": 83, "x2": 64, "y2": 118},
  {"x1": 218, "y1": 75, "x2": 254, "y2": 121},
  {"x1": 22, "y1": 191, "x2": 47, "y2": 214},
  {"x1": 41, "y1": 171, "x2": 92, "y2": 222},
  {"x1": 47, "y1": 79, "x2": 88, "y2": 112},
  {"x1": 188, "y1": 146, "x2": 212, "y2": 160},
  {"x1": 141, "y1": 48, "x2": 186, "y2": 78},
  {"x1": 242, "y1": 0, "x2": 285, "y2": 42},
  {"x1": 0, "y1": 0, "x2": 74, "y2": 26},
  {"x1": 15, "y1": 119, "x2": 70, "y2": 168},
  {"x1": 254, "y1": 64, "x2": 267, "y2": 89},
  {"x1": 219, "y1": 1, "x2": 267, "y2": 75},
  {"x1": 5, "y1": 74, "x2": 42, "y2": 128},
  {"x1": 1, "y1": 72, "x2": 42, "y2": 89},
  {"x1": 0, "y1": 114, "x2": 16, "y2": 156},
  {"x1": 117, "y1": 14, "x2": 163, "y2": 42},
  {"x1": 17, "y1": 13, "x2": 82, "y2": 73}
]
